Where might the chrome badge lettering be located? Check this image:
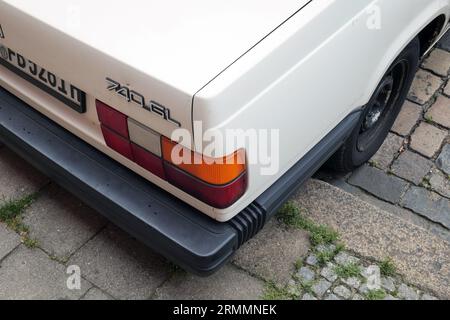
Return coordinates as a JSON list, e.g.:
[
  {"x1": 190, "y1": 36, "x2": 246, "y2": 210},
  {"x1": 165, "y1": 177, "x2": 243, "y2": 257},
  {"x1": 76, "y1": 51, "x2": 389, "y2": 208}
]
[
  {"x1": 0, "y1": 24, "x2": 5, "y2": 39},
  {"x1": 106, "y1": 78, "x2": 181, "y2": 127}
]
